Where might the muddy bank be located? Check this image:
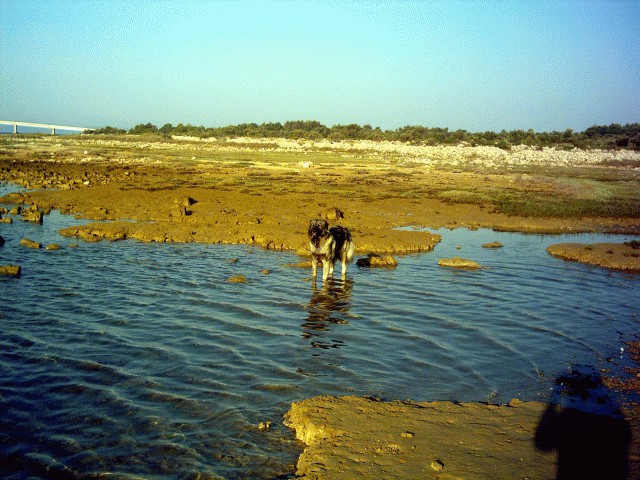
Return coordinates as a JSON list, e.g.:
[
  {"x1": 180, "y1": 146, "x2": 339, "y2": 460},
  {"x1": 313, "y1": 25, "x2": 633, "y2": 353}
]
[
  {"x1": 547, "y1": 242, "x2": 640, "y2": 272},
  {"x1": 284, "y1": 395, "x2": 639, "y2": 480}
]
